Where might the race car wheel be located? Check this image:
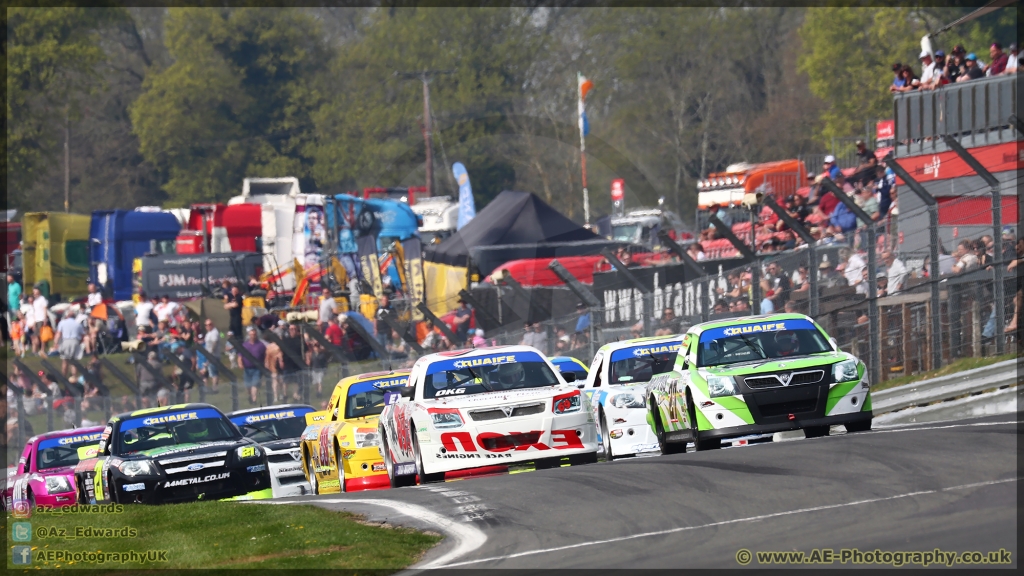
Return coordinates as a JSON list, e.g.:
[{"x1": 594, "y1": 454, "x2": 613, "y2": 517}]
[
  {"x1": 307, "y1": 451, "x2": 320, "y2": 495},
  {"x1": 412, "y1": 430, "x2": 444, "y2": 484},
  {"x1": 653, "y1": 404, "x2": 687, "y2": 455},
  {"x1": 845, "y1": 419, "x2": 872, "y2": 433},
  {"x1": 688, "y1": 391, "x2": 720, "y2": 451},
  {"x1": 804, "y1": 425, "x2": 830, "y2": 438},
  {"x1": 382, "y1": 432, "x2": 416, "y2": 488},
  {"x1": 106, "y1": 473, "x2": 120, "y2": 504},
  {"x1": 333, "y1": 444, "x2": 347, "y2": 493},
  {"x1": 600, "y1": 413, "x2": 614, "y2": 461},
  {"x1": 568, "y1": 451, "x2": 598, "y2": 466}
]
